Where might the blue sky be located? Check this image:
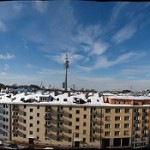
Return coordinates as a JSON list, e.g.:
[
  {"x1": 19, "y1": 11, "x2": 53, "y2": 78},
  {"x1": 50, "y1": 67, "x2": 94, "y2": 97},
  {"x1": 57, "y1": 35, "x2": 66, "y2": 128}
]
[{"x1": 0, "y1": 1, "x2": 150, "y2": 91}]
